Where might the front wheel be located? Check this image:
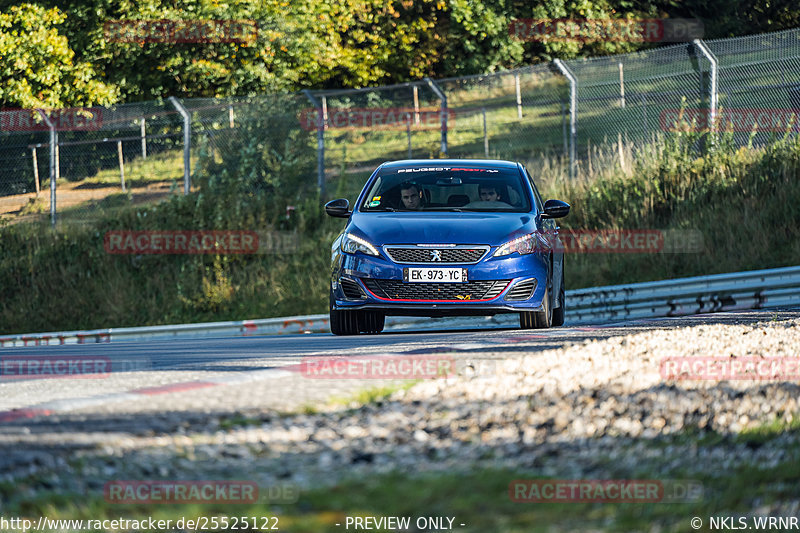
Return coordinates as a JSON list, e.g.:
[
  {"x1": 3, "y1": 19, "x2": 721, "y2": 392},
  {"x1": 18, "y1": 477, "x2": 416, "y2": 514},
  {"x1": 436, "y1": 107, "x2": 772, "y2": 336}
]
[
  {"x1": 329, "y1": 291, "x2": 385, "y2": 335},
  {"x1": 552, "y1": 267, "x2": 565, "y2": 327},
  {"x1": 330, "y1": 290, "x2": 359, "y2": 335},
  {"x1": 359, "y1": 311, "x2": 385, "y2": 334},
  {"x1": 520, "y1": 286, "x2": 552, "y2": 329}
]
